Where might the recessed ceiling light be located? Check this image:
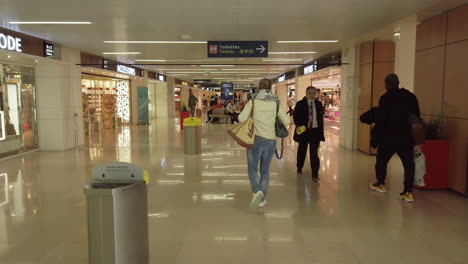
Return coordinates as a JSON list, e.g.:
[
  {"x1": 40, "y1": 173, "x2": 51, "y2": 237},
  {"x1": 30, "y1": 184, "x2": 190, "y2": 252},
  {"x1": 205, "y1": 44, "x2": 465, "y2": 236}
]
[
  {"x1": 103, "y1": 52, "x2": 141, "y2": 55},
  {"x1": 9, "y1": 21, "x2": 93, "y2": 24},
  {"x1": 201, "y1": 65, "x2": 234, "y2": 67},
  {"x1": 277, "y1": 40, "x2": 338, "y2": 43},
  {"x1": 269, "y1": 51, "x2": 317, "y2": 54},
  {"x1": 262, "y1": 58, "x2": 303, "y2": 62},
  {"x1": 104, "y1": 41, "x2": 207, "y2": 44},
  {"x1": 135, "y1": 59, "x2": 167, "y2": 62},
  {"x1": 7, "y1": 55, "x2": 11, "y2": 58}
]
